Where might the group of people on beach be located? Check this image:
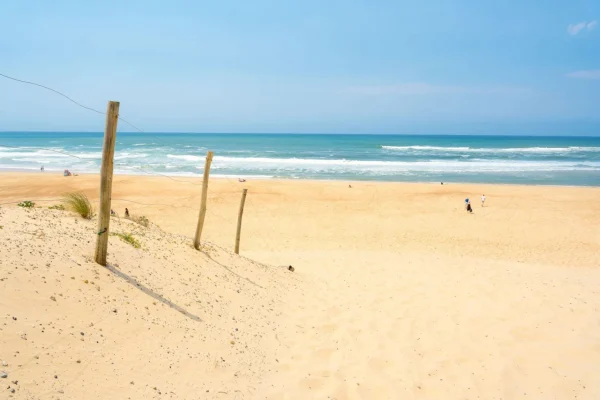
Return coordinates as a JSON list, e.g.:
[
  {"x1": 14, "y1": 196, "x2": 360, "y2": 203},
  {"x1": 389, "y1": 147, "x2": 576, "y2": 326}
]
[
  {"x1": 465, "y1": 194, "x2": 486, "y2": 213},
  {"x1": 110, "y1": 208, "x2": 130, "y2": 217},
  {"x1": 40, "y1": 165, "x2": 79, "y2": 176}
]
